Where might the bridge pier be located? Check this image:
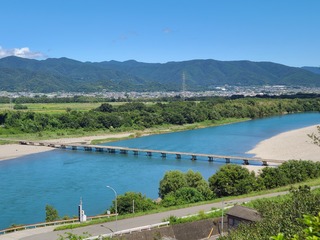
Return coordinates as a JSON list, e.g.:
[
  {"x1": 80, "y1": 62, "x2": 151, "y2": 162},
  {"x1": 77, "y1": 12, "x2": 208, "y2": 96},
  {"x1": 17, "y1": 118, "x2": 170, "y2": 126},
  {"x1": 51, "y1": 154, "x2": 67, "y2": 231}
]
[
  {"x1": 133, "y1": 150, "x2": 139, "y2": 155},
  {"x1": 84, "y1": 146, "x2": 92, "y2": 151},
  {"x1": 72, "y1": 146, "x2": 77, "y2": 150},
  {"x1": 96, "y1": 147, "x2": 103, "y2": 152},
  {"x1": 243, "y1": 159, "x2": 249, "y2": 165},
  {"x1": 161, "y1": 153, "x2": 166, "y2": 158},
  {"x1": 225, "y1": 158, "x2": 230, "y2": 164},
  {"x1": 176, "y1": 154, "x2": 181, "y2": 159},
  {"x1": 191, "y1": 155, "x2": 197, "y2": 161},
  {"x1": 107, "y1": 148, "x2": 116, "y2": 153},
  {"x1": 147, "y1": 152, "x2": 152, "y2": 157},
  {"x1": 120, "y1": 149, "x2": 128, "y2": 154},
  {"x1": 208, "y1": 156, "x2": 214, "y2": 162}
]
